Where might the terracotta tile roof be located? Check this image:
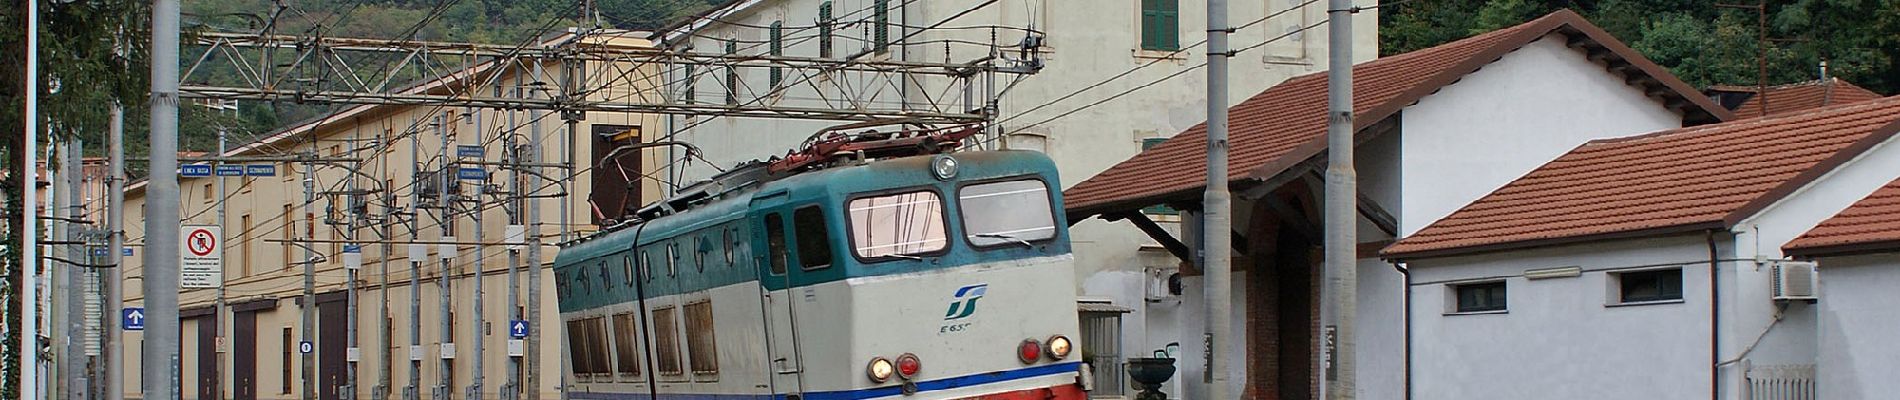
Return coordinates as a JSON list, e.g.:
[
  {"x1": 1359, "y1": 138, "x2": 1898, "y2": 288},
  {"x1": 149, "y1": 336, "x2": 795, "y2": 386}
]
[
  {"x1": 1783, "y1": 177, "x2": 1900, "y2": 257},
  {"x1": 1060, "y1": 9, "x2": 1730, "y2": 218},
  {"x1": 1385, "y1": 96, "x2": 1900, "y2": 259},
  {"x1": 1712, "y1": 79, "x2": 1884, "y2": 119}
]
